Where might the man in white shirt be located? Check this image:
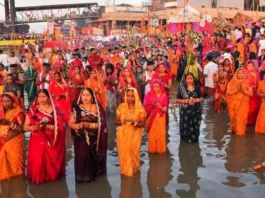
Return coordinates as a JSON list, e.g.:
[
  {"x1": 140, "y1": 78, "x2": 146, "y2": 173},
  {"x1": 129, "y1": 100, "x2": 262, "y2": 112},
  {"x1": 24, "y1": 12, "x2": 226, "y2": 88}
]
[
  {"x1": 0, "y1": 49, "x2": 9, "y2": 71},
  {"x1": 8, "y1": 51, "x2": 19, "y2": 65},
  {"x1": 204, "y1": 55, "x2": 218, "y2": 102},
  {"x1": 235, "y1": 28, "x2": 243, "y2": 41}
]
